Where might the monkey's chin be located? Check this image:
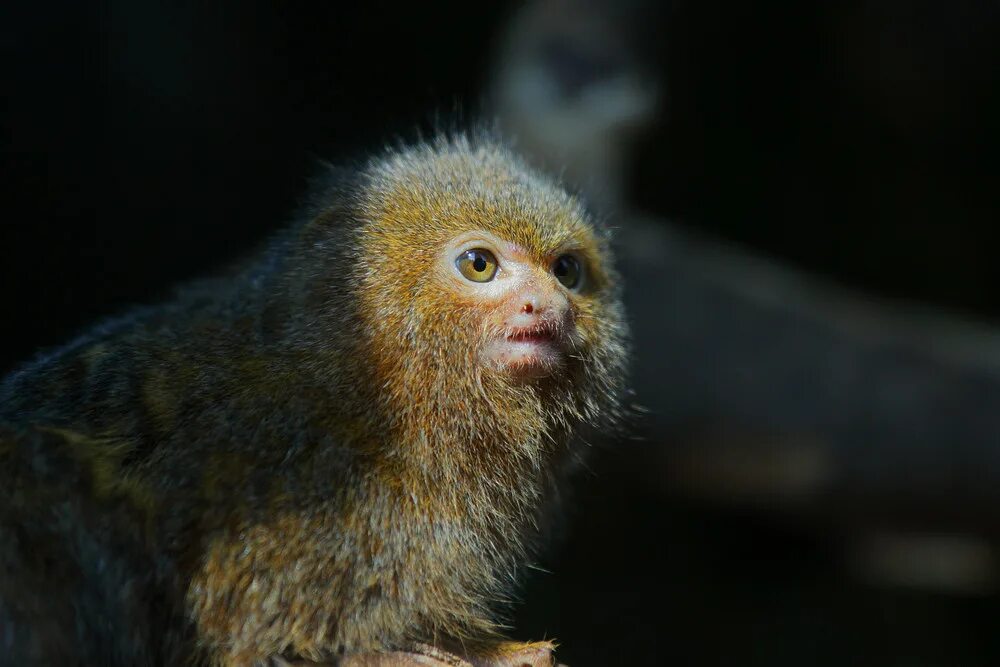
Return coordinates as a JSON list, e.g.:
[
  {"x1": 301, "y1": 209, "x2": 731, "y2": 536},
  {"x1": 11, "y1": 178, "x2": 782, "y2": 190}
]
[{"x1": 482, "y1": 338, "x2": 566, "y2": 380}]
